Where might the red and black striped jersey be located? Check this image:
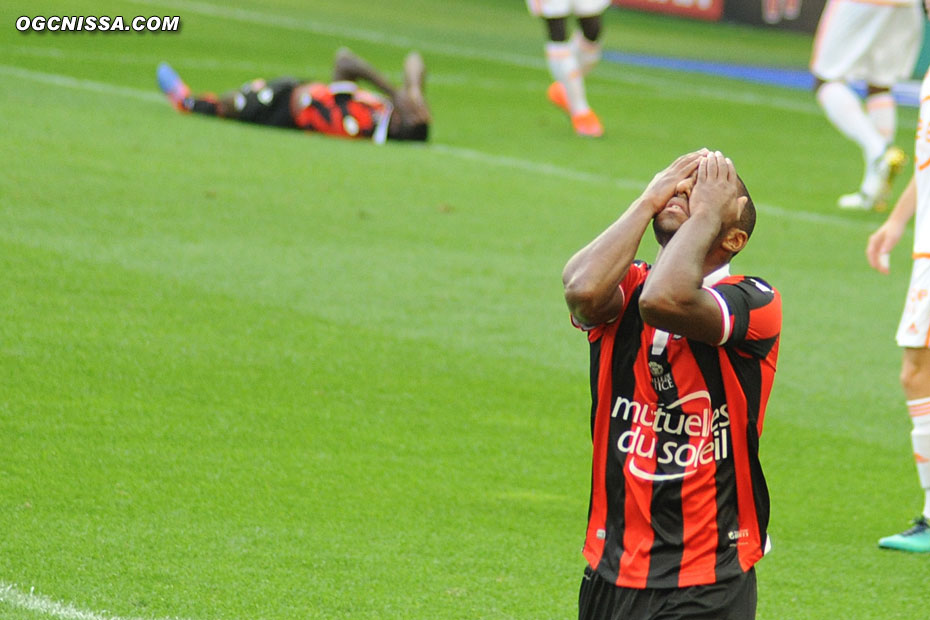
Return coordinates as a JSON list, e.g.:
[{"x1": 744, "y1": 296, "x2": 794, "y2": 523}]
[
  {"x1": 290, "y1": 81, "x2": 392, "y2": 144},
  {"x1": 575, "y1": 260, "x2": 780, "y2": 589}
]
